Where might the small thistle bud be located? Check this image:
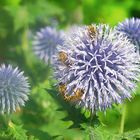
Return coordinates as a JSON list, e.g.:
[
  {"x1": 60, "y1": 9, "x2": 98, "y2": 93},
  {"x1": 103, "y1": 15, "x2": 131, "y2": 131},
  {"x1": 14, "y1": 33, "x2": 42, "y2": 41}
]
[
  {"x1": 0, "y1": 64, "x2": 30, "y2": 114},
  {"x1": 33, "y1": 26, "x2": 64, "y2": 63},
  {"x1": 53, "y1": 24, "x2": 140, "y2": 112},
  {"x1": 116, "y1": 18, "x2": 140, "y2": 53}
]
